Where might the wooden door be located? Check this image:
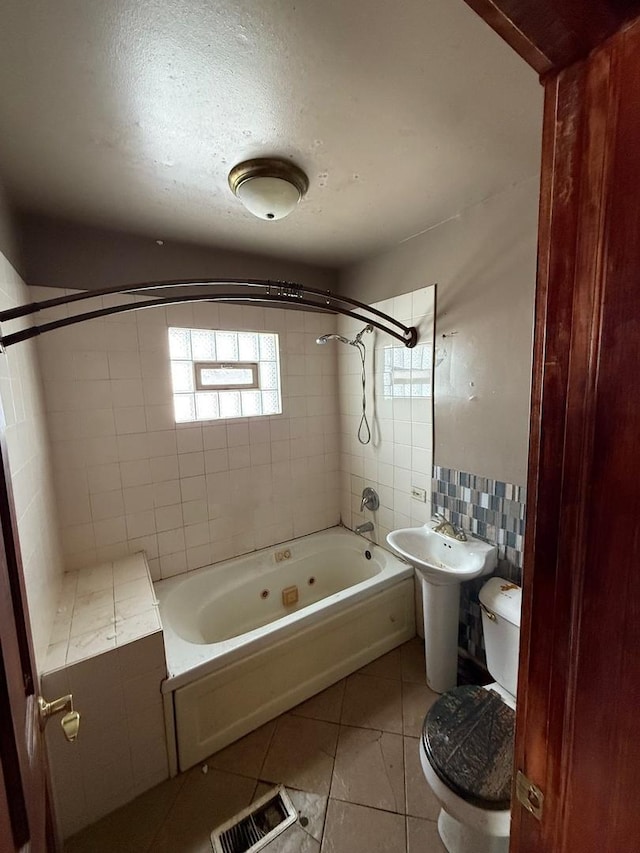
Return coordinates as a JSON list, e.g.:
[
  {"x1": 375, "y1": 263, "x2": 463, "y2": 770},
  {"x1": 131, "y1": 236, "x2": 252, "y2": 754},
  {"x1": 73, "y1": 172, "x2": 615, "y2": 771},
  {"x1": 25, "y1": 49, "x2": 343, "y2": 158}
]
[
  {"x1": 0, "y1": 400, "x2": 54, "y2": 851},
  {"x1": 457, "y1": 2, "x2": 640, "y2": 850},
  {"x1": 513, "y1": 20, "x2": 640, "y2": 850}
]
